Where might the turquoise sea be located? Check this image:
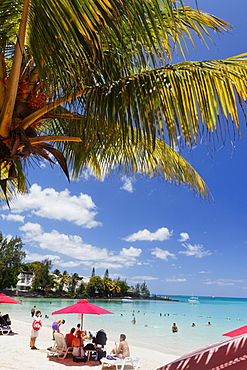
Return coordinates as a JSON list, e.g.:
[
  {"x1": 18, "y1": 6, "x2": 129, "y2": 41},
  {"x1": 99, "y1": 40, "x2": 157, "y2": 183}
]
[{"x1": 2, "y1": 295, "x2": 247, "y2": 357}]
